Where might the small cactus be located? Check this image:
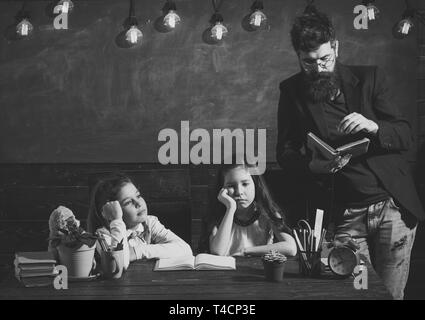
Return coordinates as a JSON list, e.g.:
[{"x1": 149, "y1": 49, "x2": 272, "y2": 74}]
[{"x1": 262, "y1": 250, "x2": 287, "y2": 263}]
